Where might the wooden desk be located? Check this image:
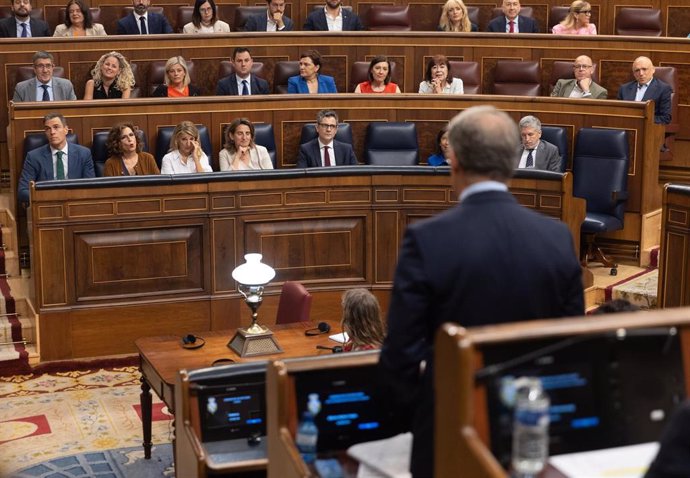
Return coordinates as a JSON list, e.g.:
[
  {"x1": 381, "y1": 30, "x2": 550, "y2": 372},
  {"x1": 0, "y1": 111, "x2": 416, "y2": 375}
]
[{"x1": 135, "y1": 319, "x2": 340, "y2": 459}]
